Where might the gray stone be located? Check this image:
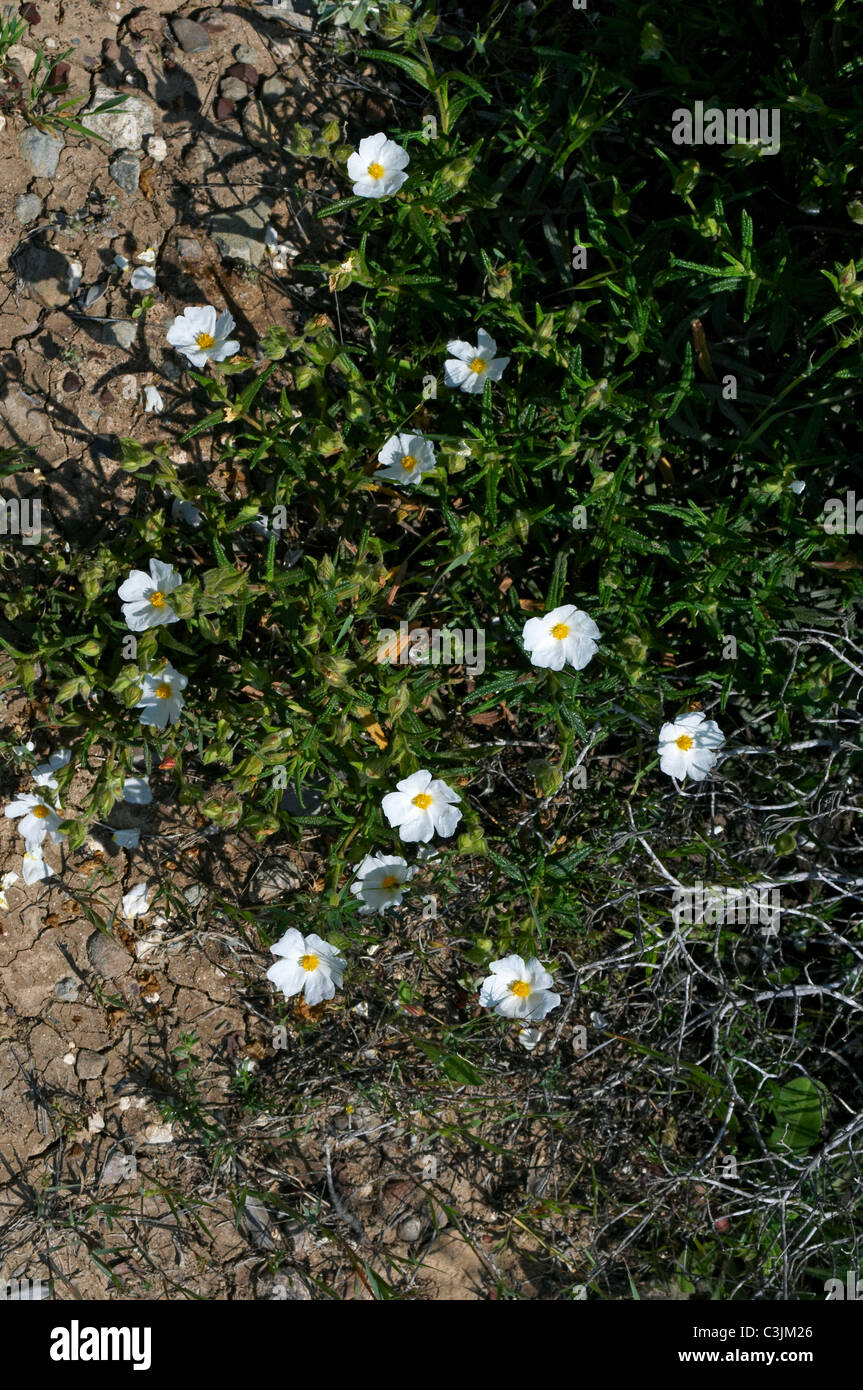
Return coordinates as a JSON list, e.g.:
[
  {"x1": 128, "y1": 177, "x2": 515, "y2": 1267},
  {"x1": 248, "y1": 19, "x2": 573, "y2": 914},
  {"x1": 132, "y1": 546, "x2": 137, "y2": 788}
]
[
  {"x1": 207, "y1": 197, "x2": 272, "y2": 267},
  {"x1": 86, "y1": 930, "x2": 132, "y2": 979},
  {"x1": 55, "y1": 976, "x2": 80, "y2": 1002},
  {"x1": 171, "y1": 17, "x2": 211, "y2": 53},
  {"x1": 140, "y1": 1121, "x2": 174, "y2": 1144},
  {"x1": 248, "y1": 855, "x2": 302, "y2": 903},
  {"x1": 108, "y1": 152, "x2": 140, "y2": 195},
  {"x1": 83, "y1": 85, "x2": 155, "y2": 151},
  {"x1": 220, "y1": 76, "x2": 248, "y2": 102},
  {"x1": 76, "y1": 1048, "x2": 107, "y2": 1080},
  {"x1": 13, "y1": 242, "x2": 73, "y2": 308},
  {"x1": 176, "y1": 236, "x2": 202, "y2": 260},
  {"x1": 255, "y1": 0, "x2": 314, "y2": 32},
  {"x1": 101, "y1": 321, "x2": 138, "y2": 350},
  {"x1": 399, "y1": 1216, "x2": 423, "y2": 1243},
  {"x1": 18, "y1": 127, "x2": 64, "y2": 178},
  {"x1": 101, "y1": 1151, "x2": 137, "y2": 1185},
  {"x1": 233, "y1": 44, "x2": 258, "y2": 65},
  {"x1": 183, "y1": 883, "x2": 204, "y2": 906},
  {"x1": 14, "y1": 193, "x2": 43, "y2": 225},
  {"x1": 260, "y1": 75, "x2": 287, "y2": 106},
  {"x1": 6, "y1": 42, "x2": 37, "y2": 77}
]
